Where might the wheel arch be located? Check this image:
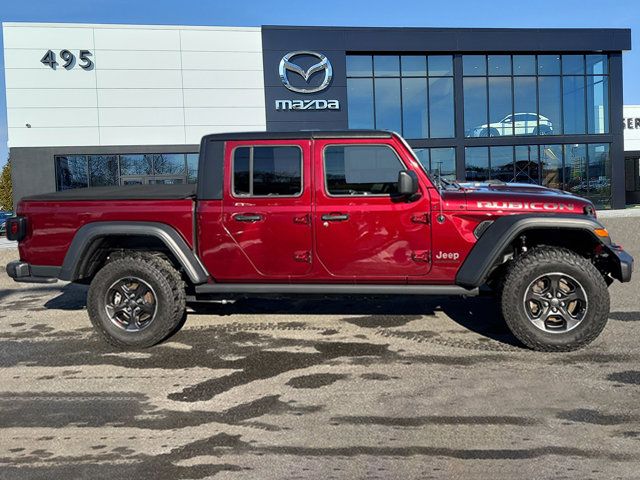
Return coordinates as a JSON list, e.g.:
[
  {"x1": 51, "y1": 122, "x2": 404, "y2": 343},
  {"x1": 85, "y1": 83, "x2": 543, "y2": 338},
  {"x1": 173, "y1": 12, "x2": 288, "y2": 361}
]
[
  {"x1": 456, "y1": 214, "x2": 612, "y2": 289},
  {"x1": 59, "y1": 222, "x2": 209, "y2": 285}
]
